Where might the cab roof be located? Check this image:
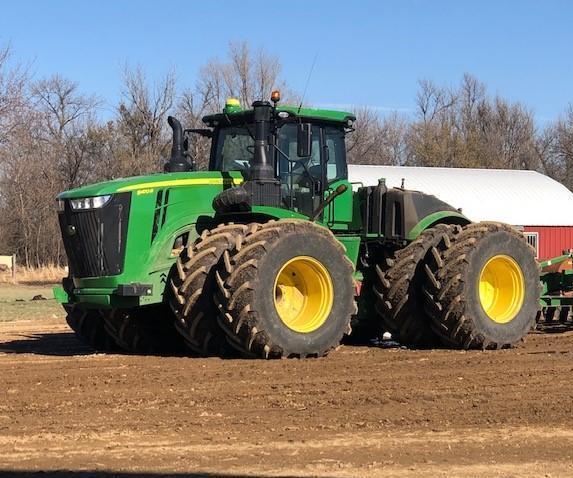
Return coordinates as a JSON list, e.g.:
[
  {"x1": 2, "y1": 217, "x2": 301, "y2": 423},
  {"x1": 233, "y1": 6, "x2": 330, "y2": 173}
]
[{"x1": 202, "y1": 104, "x2": 356, "y2": 127}]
